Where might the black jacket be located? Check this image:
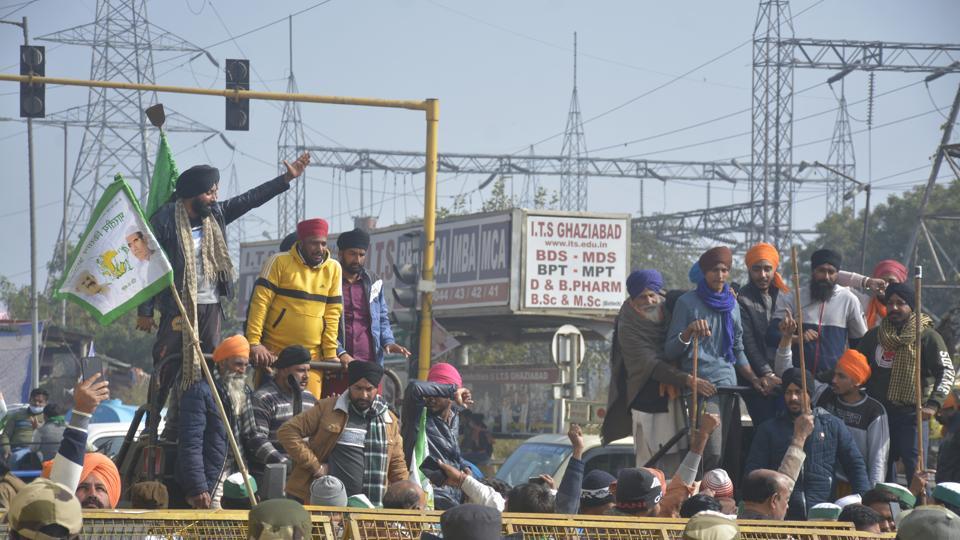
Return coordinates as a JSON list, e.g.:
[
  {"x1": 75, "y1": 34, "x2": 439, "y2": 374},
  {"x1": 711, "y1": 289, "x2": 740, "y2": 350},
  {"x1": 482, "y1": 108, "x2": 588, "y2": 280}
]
[
  {"x1": 738, "y1": 282, "x2": 779, "y2": 376},
  {"x1": 138, "y1": 175, "x2": 290, "y2": 318}
]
